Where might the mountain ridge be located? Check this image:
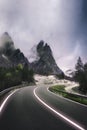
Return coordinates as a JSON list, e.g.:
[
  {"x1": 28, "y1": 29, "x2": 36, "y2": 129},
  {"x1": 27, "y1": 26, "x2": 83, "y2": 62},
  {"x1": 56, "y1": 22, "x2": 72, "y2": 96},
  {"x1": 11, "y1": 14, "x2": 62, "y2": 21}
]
[
  {"x1": 0, "y1": 32, "x2": 30, "y2": 68},
  {"x1": 0, "y1": 32, "x2": 64, "y2": 78},
  {"x1": 30, "y1": 40, "x2": 64, "y2": 77}
]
